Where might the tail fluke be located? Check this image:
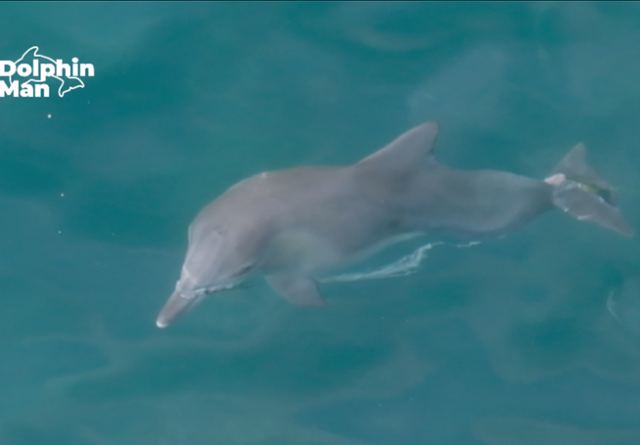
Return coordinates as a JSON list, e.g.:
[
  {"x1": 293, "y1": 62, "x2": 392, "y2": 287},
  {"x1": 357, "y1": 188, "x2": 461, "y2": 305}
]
[{"x1": 545, "y1": 144, "x2": 635, "y2": 237}]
